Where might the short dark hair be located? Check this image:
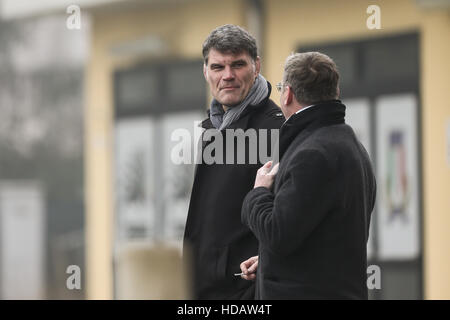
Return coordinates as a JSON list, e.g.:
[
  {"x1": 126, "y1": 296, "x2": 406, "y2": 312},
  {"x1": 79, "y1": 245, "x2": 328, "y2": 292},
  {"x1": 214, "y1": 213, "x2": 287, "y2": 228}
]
[
  {"x1": 283, "y1": 52, "x2": 340, "y2": 105},
  {"x1": 202, "y1": 24, "x2": 258, "y2": 65}
]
